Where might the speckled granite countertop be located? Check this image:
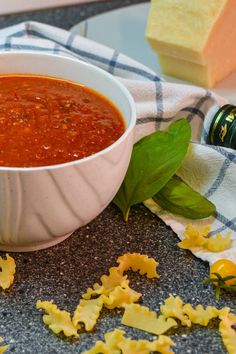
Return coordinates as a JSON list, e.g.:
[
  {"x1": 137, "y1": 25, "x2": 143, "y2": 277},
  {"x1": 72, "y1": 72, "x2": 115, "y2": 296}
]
[{"x1": 0, "y1": 1, "x2": 234, "y2": 353}]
